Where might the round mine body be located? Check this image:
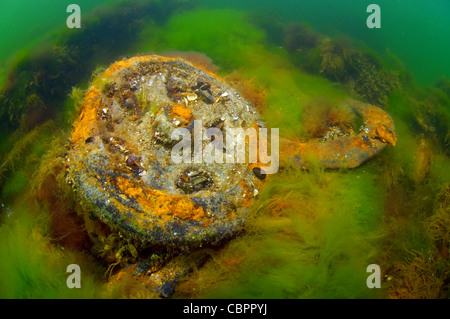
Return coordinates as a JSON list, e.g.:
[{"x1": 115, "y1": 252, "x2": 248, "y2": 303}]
[{"x1": 66, "y1": 55, "x2": 263, "y2": 246}]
